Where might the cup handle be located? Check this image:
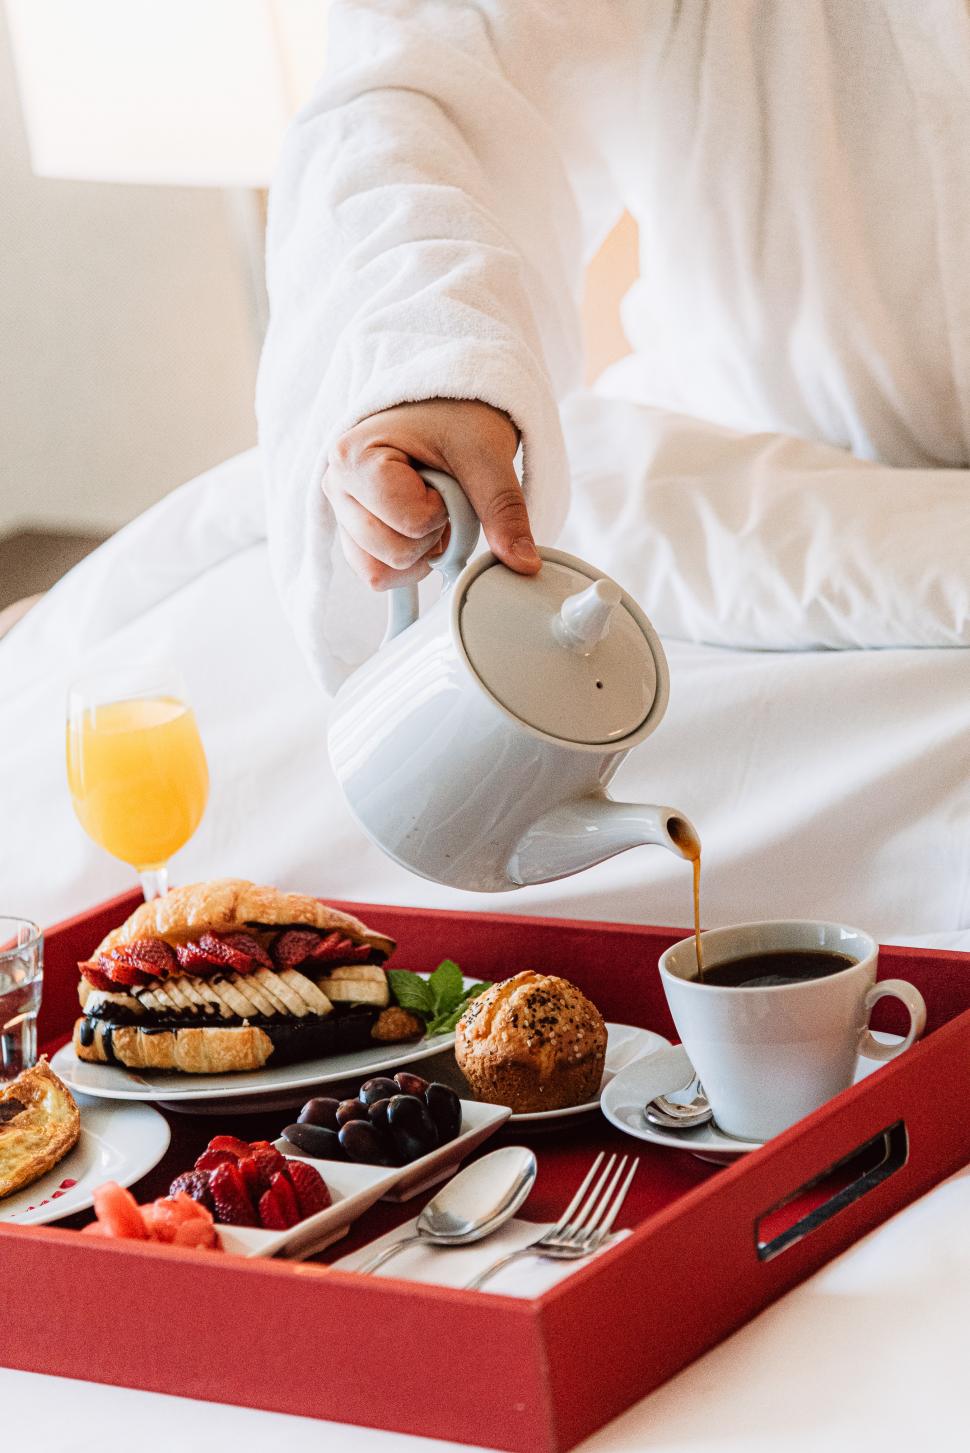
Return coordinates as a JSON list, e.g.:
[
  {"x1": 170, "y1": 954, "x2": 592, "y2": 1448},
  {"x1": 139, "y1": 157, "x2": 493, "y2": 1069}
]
[
  {"x1": 858, "y1": 979, "x2": 927, "y2": 1062},
  {"x1": 383, "y1": 469, "x2": 481, "y2": 642}
]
